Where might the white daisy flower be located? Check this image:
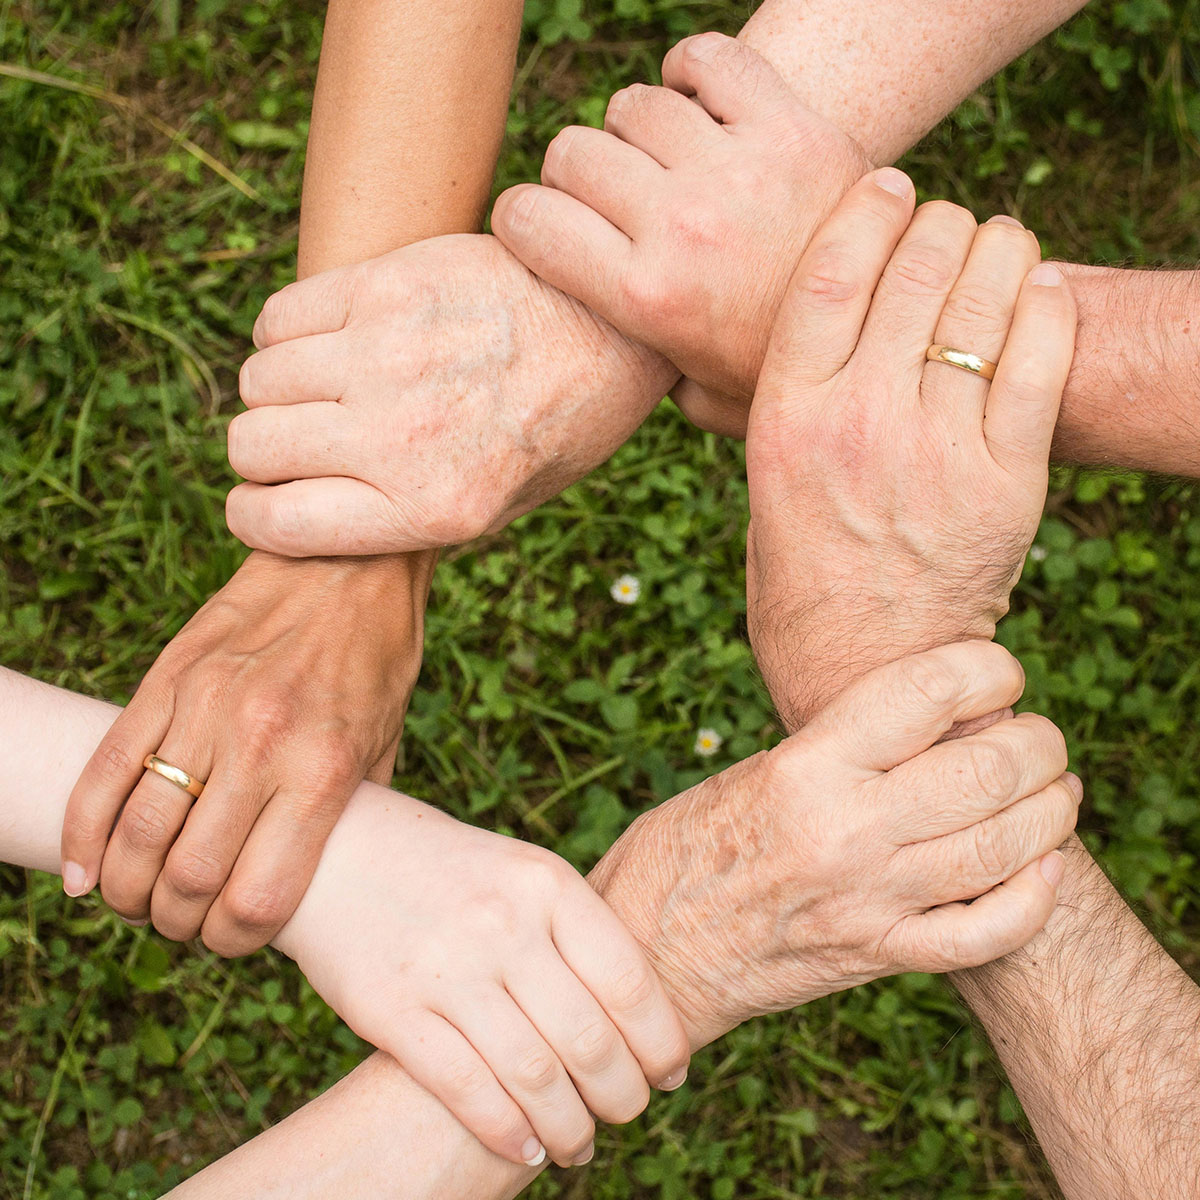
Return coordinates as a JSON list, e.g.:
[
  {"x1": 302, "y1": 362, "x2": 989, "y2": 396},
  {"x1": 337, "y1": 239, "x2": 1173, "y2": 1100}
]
[
  {"x1": 694, "y1": 728, "x2": 723, "y2": 758},
  {"x1": 610, "y1": 574, "x2": 641, "y2": 605}
]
